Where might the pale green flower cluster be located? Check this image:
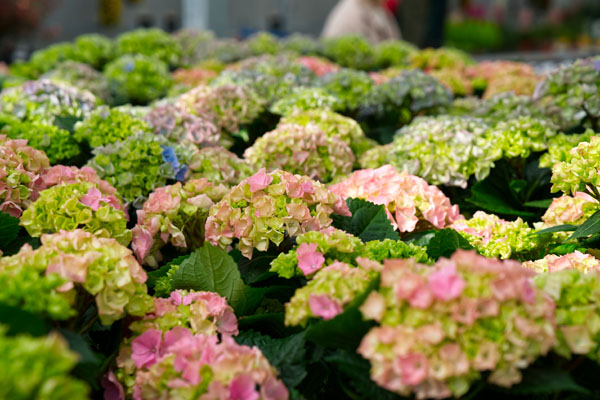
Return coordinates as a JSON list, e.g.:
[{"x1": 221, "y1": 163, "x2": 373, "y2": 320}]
[
  {"x1": 360, "y1": 116, "x2": 500, "y2": 188},
  {"x1": 551, "y1": 136, "x2": 600, "y2": 197},
  {"x1": 491, "y1": 116, "x2": 558, "y2": 159},
  {"x1": 0, "y1": 328, "x2": 89, "y2": 400},
  {"x1": 244, "y1": 123, "x2": 355, "y2": 183},
  {"x1": 0, "y1": 230, "x2": 153, "y2": 324},
  {"x1": 539, "y1": 129, "x2": 594, "y2": 168},
  {"x1": 74, "y1": 106, "x2": 152, "y2": 148},
  {"x1": 188, "y1": 146, "x2": 254, "y2": 187},
  {"x1": 451, "y1": 211, "x2": 545, "y2": 260},
  {"x1": 270, "y1": 87, "x2": 342, "y2": 116},
  {"x1": 42, "y1": 60, "x2": 111, "y2": 102}
]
